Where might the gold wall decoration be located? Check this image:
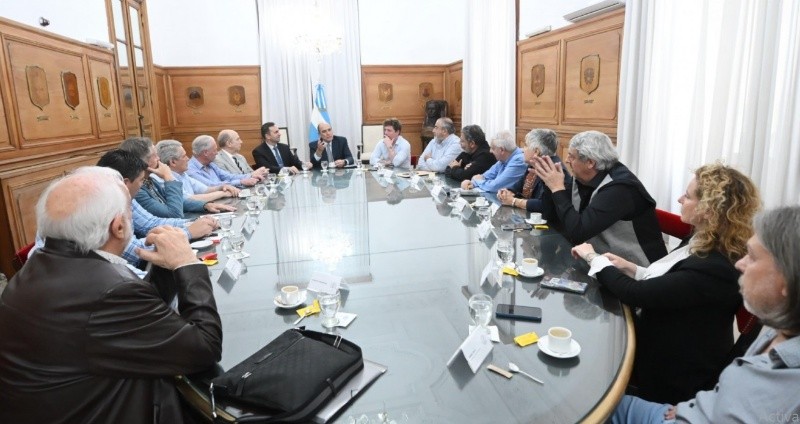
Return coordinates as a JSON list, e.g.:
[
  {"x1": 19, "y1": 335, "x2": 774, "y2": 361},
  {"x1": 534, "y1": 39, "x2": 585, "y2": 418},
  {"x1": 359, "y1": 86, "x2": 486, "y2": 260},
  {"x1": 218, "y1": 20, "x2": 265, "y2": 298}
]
[
  {"x1": 580, "y1": 54, "x2": 600, "y2": 95},
  {"x1": 228, "y1": 85, "x2": 245, "y2": 106},
  {"x1": 25, "y1": 65, "x2": 49, "y2": 110},
  {"x1": 419, "y1": 82, "x2": 433, "y2": 101},
  {"x1": 61, "y1": 71, "x2": 79, "y2": 110},
  {"x1": 186, "y1": 86, "x2": 204, "y2": 109},
  {"x1": 96, "y1": 76, "x2": 111, "y2": 109},
  {"x1": 378, "y1": 82, "x2": 393, "y2": 103},
  {"x1": 531, "y1": 64, "x2": 545, "y2": 97}
]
